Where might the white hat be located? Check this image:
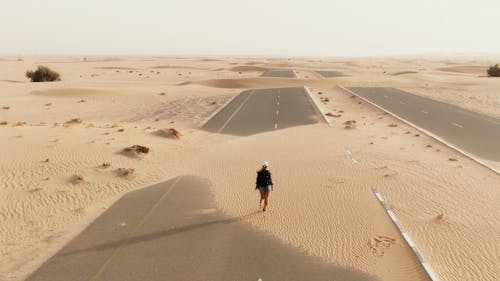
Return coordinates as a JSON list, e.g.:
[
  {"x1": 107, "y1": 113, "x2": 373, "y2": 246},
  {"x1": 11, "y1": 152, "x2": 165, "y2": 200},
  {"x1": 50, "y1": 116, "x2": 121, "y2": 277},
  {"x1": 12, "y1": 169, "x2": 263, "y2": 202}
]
[{"x1": 263, "y1": 161, "x2": 269, "y2": 167}]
